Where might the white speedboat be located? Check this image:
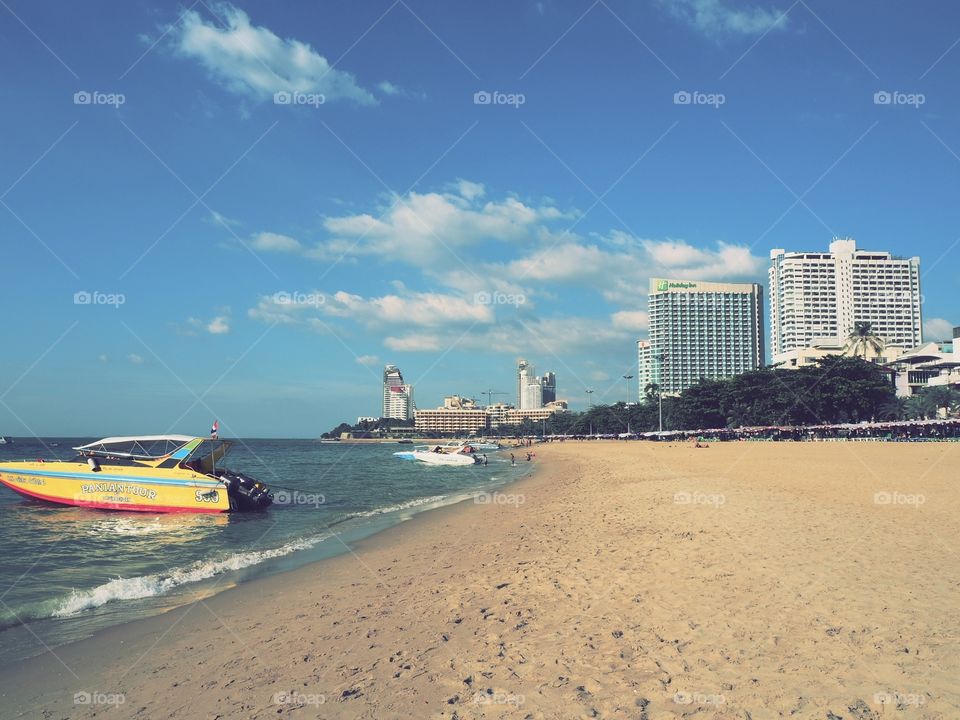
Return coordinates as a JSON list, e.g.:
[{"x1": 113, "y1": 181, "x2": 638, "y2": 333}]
[
  {"x1": 394, "y1": 443, "x2": 483, "y2": 466},
  {"x1": 0, "y1": 437, "x2": 7, "y2": 445},
  {"x1": 468, "y1": 441, "x2": 501, "y2": 451}
]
